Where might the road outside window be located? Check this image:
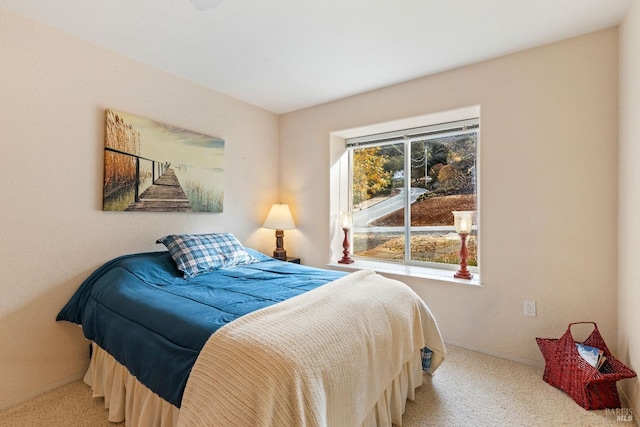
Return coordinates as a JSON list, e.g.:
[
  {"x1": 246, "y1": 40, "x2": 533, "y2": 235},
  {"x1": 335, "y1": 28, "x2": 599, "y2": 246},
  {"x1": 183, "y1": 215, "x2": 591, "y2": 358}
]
[{"x1": 347, "y1": 119, "x2": 478, "y2": 270}]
